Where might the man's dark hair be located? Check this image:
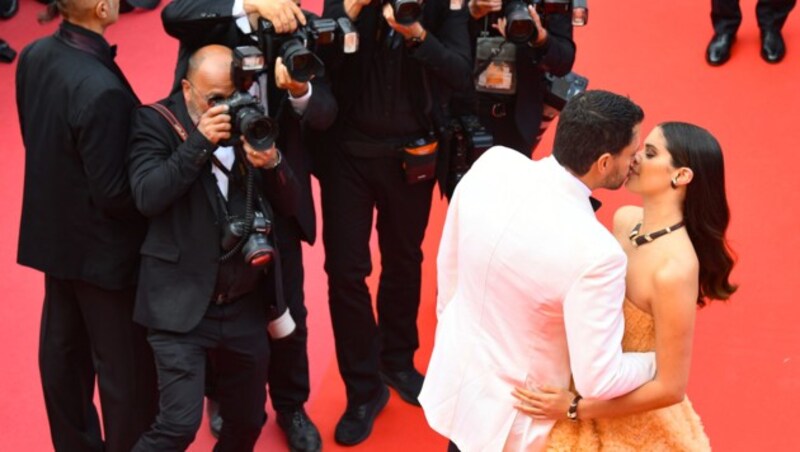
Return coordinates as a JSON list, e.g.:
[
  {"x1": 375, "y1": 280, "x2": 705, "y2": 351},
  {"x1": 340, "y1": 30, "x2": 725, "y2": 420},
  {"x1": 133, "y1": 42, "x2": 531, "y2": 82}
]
[{"x1": 552, "y1": 90, "x2": 644, "y2": 176}]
